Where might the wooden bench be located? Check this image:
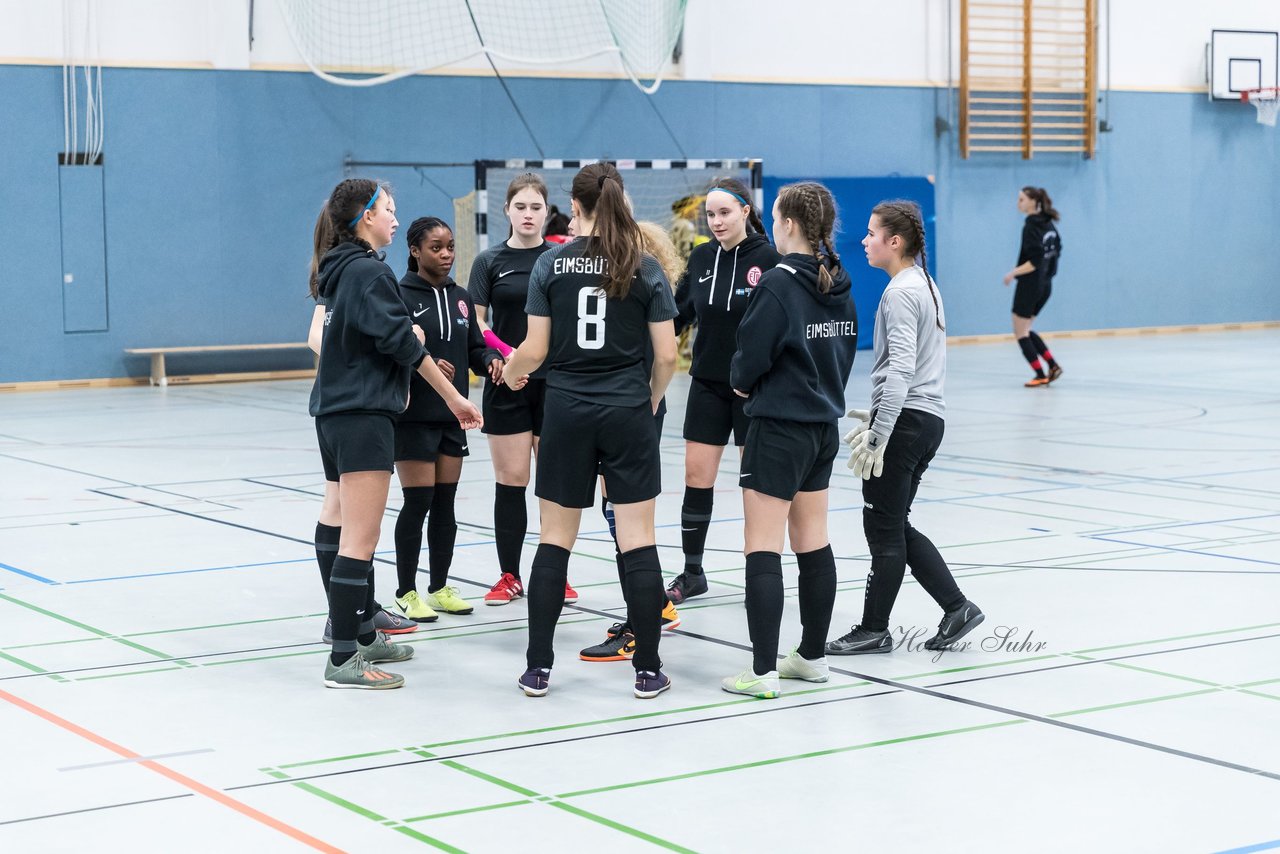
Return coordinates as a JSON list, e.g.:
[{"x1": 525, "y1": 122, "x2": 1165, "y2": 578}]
[{"x1": 124, "y1": 343, "x2": 317, "y2": 387}]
